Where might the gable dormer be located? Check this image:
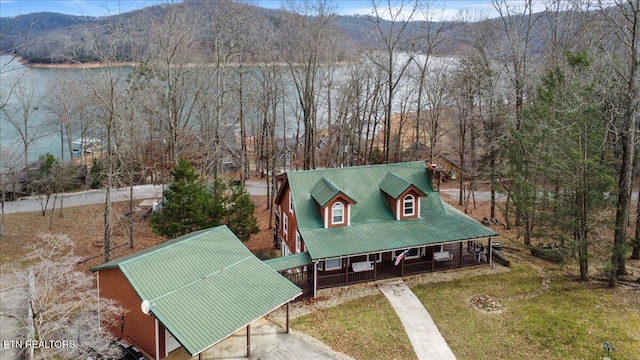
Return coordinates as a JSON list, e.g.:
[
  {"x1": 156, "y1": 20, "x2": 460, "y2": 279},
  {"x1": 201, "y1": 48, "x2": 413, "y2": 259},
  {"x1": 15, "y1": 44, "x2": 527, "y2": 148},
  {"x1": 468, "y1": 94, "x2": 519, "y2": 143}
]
[
  {"x1": 311, "y1": 177, "x2": 357, "y2": 228},
  {"x1": 379, "y1": 172, "x2": 427, "y2": 220}
]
